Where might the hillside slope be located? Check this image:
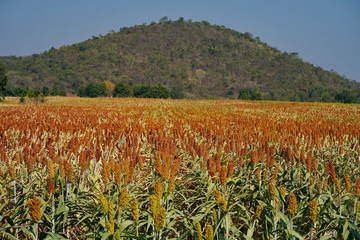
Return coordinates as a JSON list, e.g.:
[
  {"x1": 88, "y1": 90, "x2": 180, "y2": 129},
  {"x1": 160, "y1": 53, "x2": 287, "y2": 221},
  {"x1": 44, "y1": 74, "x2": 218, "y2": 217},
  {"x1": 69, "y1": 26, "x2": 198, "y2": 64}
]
[{"x1": 2, "y1": 19, "x2": 359, "y2": 101}]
